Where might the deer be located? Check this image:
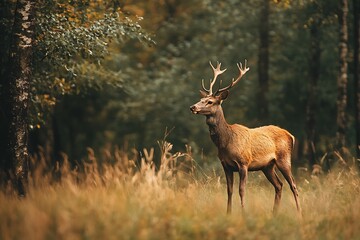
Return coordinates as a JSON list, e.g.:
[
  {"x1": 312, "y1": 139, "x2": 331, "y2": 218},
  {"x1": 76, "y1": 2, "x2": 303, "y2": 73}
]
[{"x1": 190, "y1": 60, "x2": 301, "y2": 214}]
